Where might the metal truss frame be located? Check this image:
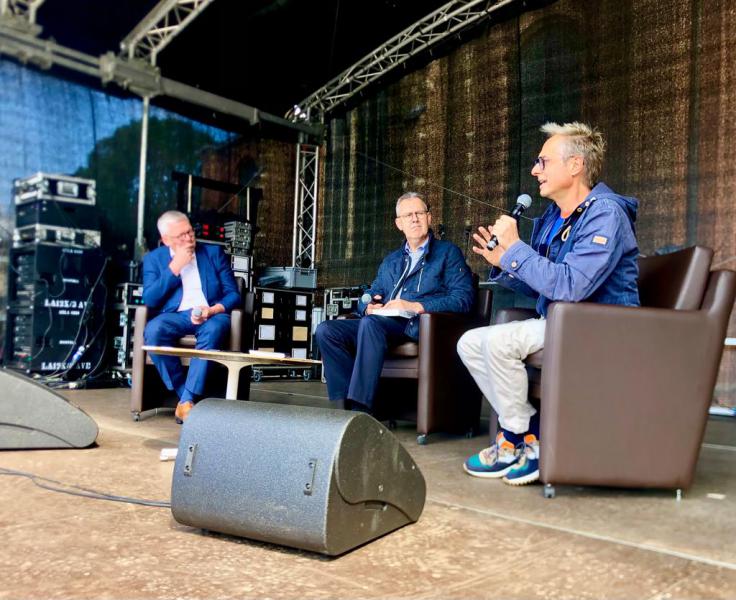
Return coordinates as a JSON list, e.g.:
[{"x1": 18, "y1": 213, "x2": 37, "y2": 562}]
[
  {"x1": 0, "y1": 0, "x2": 44, "y2": 20},
  {"x1": 0, "y1": 18, "x2": 322, "y2": 129},
  {"x1": 287, "y1": 1, "x2": 525, "y2": 273},
  {"x1": 292, "y1": 143, "x2": 319, "y2": 268},
  {"x1": 287, "y1": 0, "x2": 521, "y2": 120},
  {"x1": 120, "y1": 0, "x2": 217, "y2": 63},
  {"x1": 0, "y1": 0, "x2": 321, "y2": 255},
  {"x1": 0, "y1": 0, "x2": 44, "y2": 34}
]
